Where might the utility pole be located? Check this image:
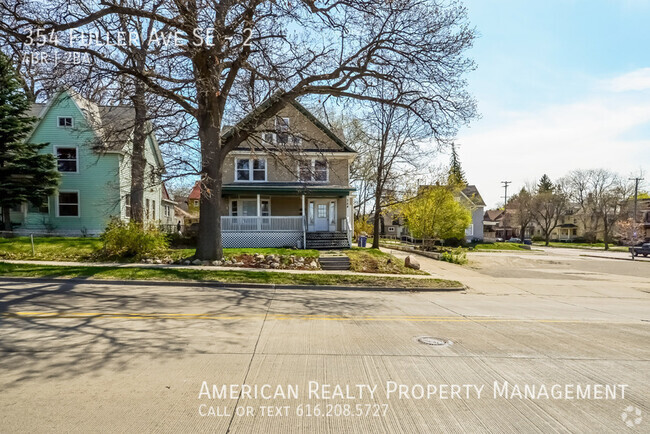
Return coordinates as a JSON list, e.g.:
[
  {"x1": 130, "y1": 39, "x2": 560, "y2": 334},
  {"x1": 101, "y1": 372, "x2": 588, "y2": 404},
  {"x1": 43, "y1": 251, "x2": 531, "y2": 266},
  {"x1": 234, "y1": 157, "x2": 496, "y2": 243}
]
[
  {"x1": 629, "y1": 177, "x2": 644, "y2": 223},
  {"x1": 501, "y1": 181, "x2": 512, "y2": 209}
]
